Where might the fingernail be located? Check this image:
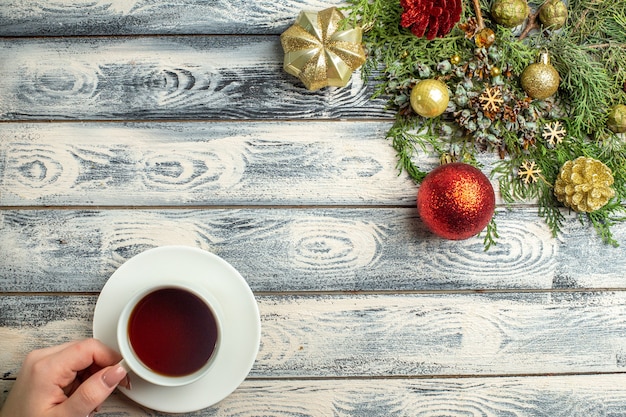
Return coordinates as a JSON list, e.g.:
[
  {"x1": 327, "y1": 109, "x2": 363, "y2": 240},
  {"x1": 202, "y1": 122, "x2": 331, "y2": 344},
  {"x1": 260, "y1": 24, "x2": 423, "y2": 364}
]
[
  {"x1": 120, "y1": 374, "x2": 132, "y2": 390},
  {"x1": 117, "y1": 360, "x2": 132, "y2": 390},
  {"x1": 102, "y1": 364, "x2": 127, "y2": 389}
]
